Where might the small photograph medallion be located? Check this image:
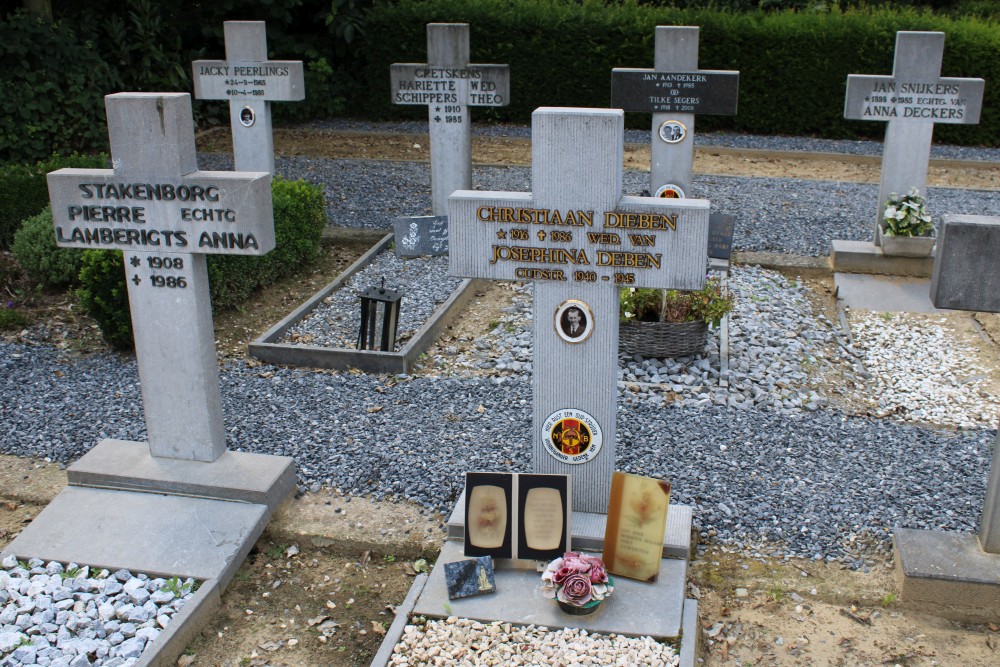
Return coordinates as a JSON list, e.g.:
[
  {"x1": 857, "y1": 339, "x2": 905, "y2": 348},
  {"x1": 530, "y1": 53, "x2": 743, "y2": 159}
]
[
  {"x1": 658, "y1": 119, "x2": 687, "y2": 144},
  {"x1": 542, "y1": 409, "x2": 603, "y2": 465},
  {"x1": 654, "y1": 183, "x2": 686, "y2": 199},
  {"x1": 554, "y1": 299, "x2": 594, "y2": 344},
  {"x1": 239, "y1": 106, "x2": 256, "y2": 127}
]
